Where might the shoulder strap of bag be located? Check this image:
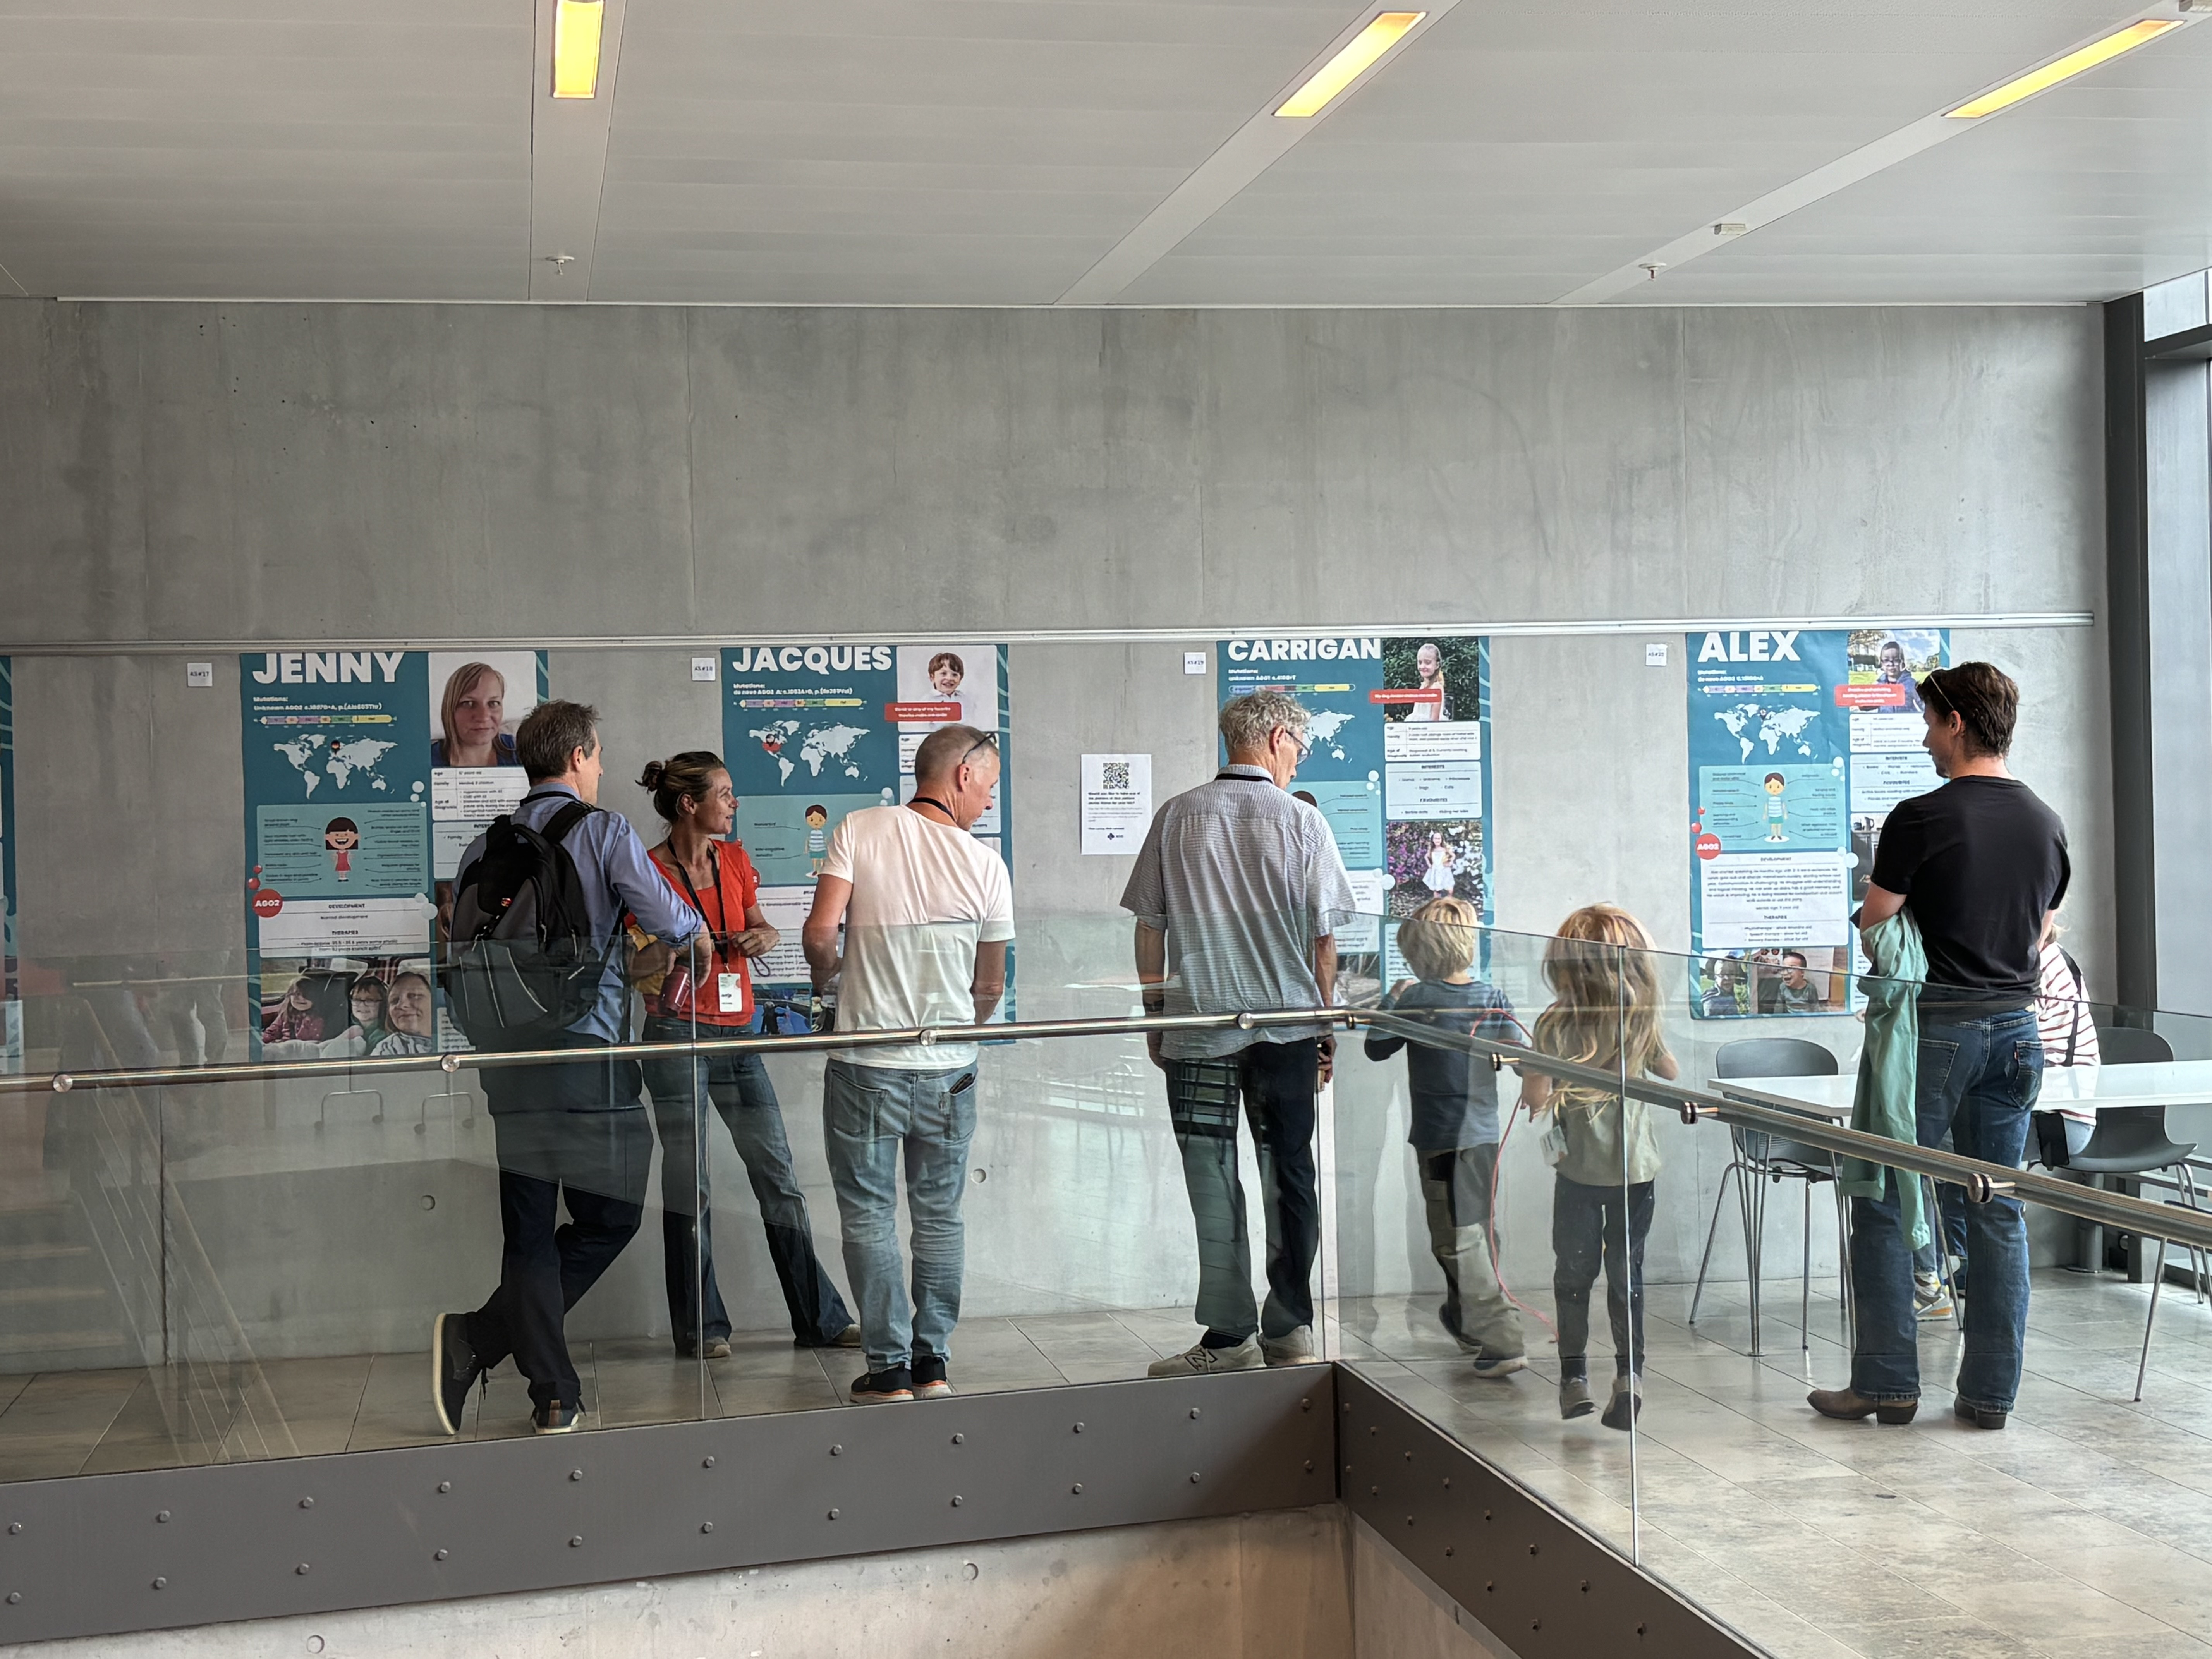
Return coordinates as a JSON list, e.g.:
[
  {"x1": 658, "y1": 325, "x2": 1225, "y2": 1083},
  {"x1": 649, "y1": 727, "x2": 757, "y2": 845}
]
[{"x1": 2061, "y1": 948, "x2": 2086, "y2": 1066}]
